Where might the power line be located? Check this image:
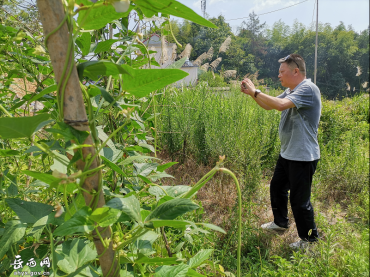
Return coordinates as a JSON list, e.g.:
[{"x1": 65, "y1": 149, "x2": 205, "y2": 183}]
[
  {"x1": 311, "y1": 0, "x2": 316, "y2": 30},
  {"x1": 314, "y1": 0, "x2": 318, "y2": 84},
  {"x1": 225, "y1": 0, "x2": 310, "y2": 21}
]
